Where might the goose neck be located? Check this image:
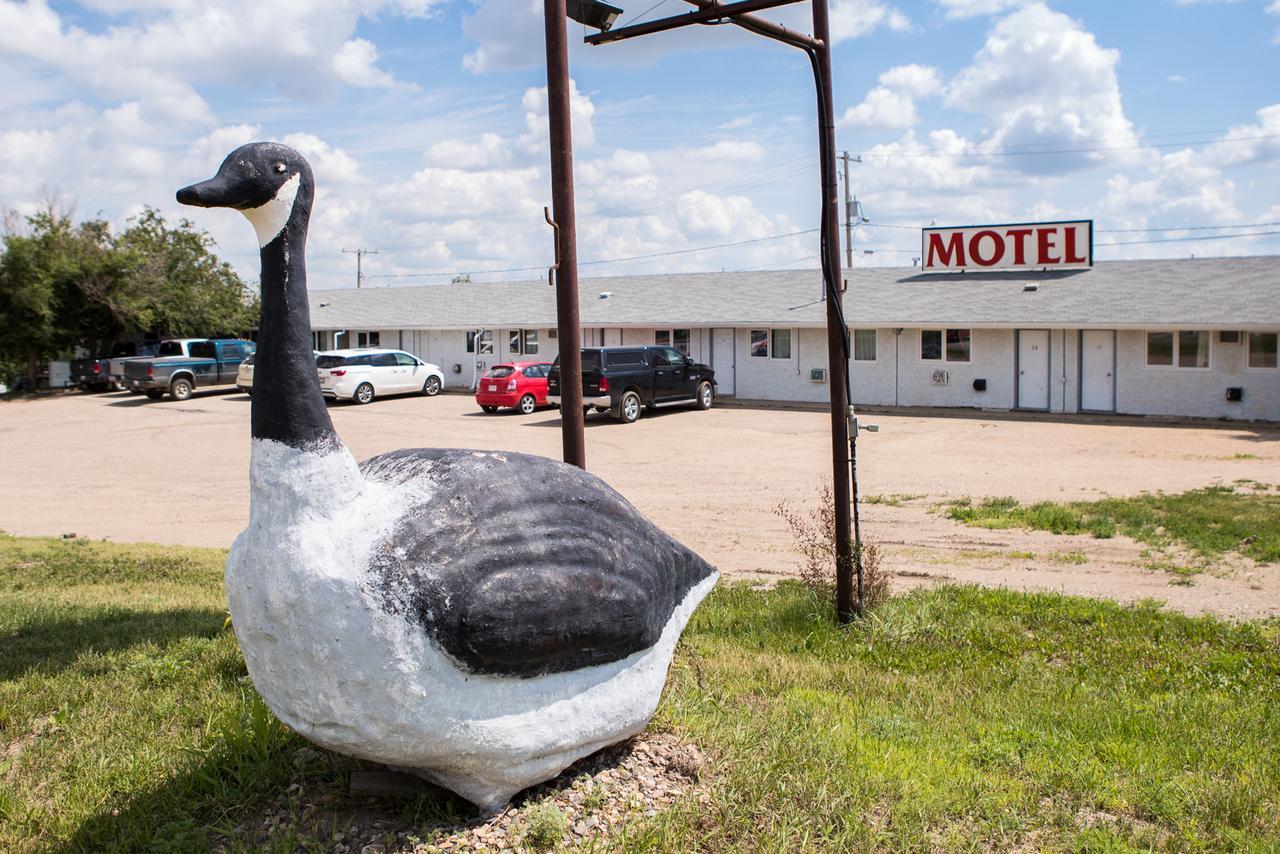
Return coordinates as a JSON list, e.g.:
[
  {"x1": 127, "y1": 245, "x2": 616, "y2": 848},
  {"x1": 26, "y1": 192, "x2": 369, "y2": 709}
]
[{"x1": 250, "y1": 213, "x2": 339, "y2": 451}]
